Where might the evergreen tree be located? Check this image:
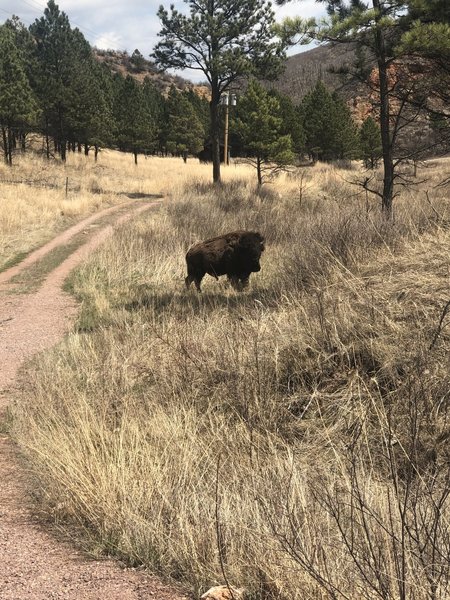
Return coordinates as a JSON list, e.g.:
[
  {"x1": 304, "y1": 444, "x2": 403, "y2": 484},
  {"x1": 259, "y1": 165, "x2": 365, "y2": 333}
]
[
  {"x1": 153, "y1": 0, "x2": 285, "y2": 183},
  {"x1": 268, "y1": 90, "x2": 305, "y2": 155},
  {"x1": 300, "y1": 82, "x2": 359, "y2": 161},
  {"x1": 165, "y1": 87, "x2": 205, "y2": 158},
  {"x1": 300, "y1": 81, "x2": 335, "y2": 161},
  {"x1": 113, "y1": 75, "x2": 157, "y2": 164},
  {"x1": 29, "y1": 0, "x2": 92, "y2": 161},
  {"x1": 331, "y1": 91, "x2": 360, "y2": 160},
  {"x1": 142, "y1": 77, "x2": 166, "y2": 154},
  {"x1": 68, "y1": 59, "x2": 114, "y2": 159},
  {"x1": 234, "y1": 80, "x2": 295, "y2": 185},
  {"x1": 130, "y1": 49, "x2": 146, "y2": 72},
  {"x1": 360, "y1": 116, "x2": 382, "y2": 169},
  {"x1": 183, "y1": 88, "x2": 210, "y2": 141},
  {"x1": 0, "y1": 25, "x2": 37, "y2": 165}
]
